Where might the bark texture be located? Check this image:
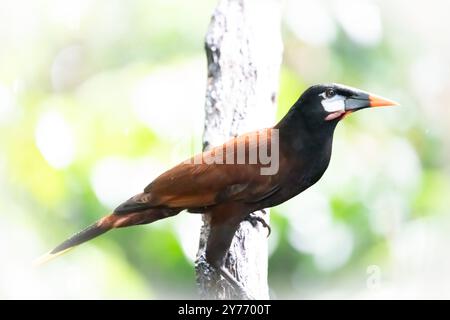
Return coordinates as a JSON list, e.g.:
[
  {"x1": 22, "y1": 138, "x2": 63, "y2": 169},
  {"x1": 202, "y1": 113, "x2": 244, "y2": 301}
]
[{"x1": 195, "y1": 0, "x2": 282, "y2": 299}]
